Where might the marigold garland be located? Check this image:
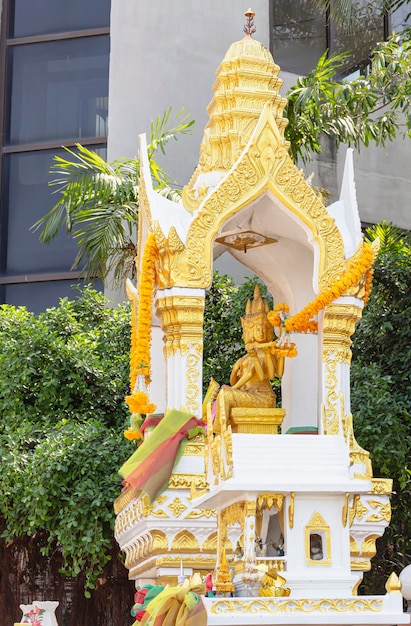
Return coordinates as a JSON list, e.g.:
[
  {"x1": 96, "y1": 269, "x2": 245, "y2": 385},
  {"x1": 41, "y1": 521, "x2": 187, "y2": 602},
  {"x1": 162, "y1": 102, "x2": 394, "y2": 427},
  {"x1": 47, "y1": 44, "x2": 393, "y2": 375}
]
[
  {"x1": 268, "y1": 243, "x2": 375, "y2": 335},
  {"x1": 125, "y1": 233, "x2": 158, "y2": 439},
  {"x1": 130, "y1": 232, "x2": 158, "y2": 388}
]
